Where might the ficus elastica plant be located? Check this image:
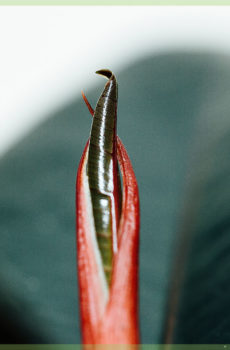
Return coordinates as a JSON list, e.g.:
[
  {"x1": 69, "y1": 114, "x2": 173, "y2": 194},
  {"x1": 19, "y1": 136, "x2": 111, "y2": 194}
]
[{"x1": 76, "y1": 69, "x2": 140, "y2": 345}]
